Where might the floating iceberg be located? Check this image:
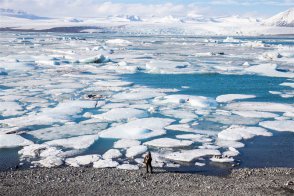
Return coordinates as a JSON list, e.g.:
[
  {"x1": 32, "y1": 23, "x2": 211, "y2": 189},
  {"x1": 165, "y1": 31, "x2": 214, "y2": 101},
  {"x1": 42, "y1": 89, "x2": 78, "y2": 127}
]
[
  {"x1": 126, "y1": 145, "x2": 147, "y2": 158},
  {"x1": 102, "y1": 149, "x2": 122, "y2": 159},
  {"x1": 45, "y1": 135, "x2": 99, "y2": 149},
  {"x1": 259, "y1": 120, "x2": 294, "y2": 132},
  {"x1": 216, "y1": 94, "x2": 256, "y2": 103},
  {"x1": 99, "y1": 118, "x2": 174, "y2": 140},
  {"x1": 165, "y1": 149, "x2": 221, "y2": 162},
  {"x1": 92, "y1": 108, "x2": 147, "y2": 122},
  {"x1": 144, "y1": 138, "x2": 193, "y2": 148},
  {"x1": 65, "y1": 155, "x2": 100, "y2": 167},
  {"x1": 0, "y1": 134, "x2": 33, "y2": 148},
  {"x1": 113, "y1": 139, "x2": 141, "y2": 149},
  {"x1": 218, "y1": 125, "x2": 272, "y2": 141}
]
